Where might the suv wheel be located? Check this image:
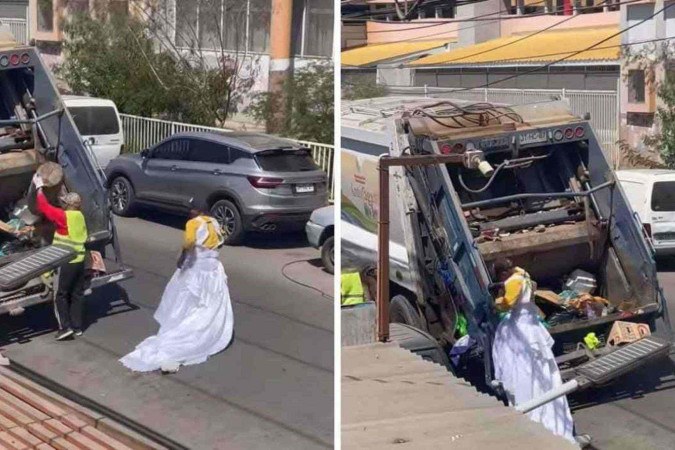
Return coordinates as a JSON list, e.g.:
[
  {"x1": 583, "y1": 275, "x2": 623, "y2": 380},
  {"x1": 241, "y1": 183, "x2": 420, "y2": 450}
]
[
  {"x1": 321, "y1": 236, "x2": 334, "y2": 274},
  {"x1": 211, "y1": 199, "x2": 244, "y2": 245},
  {"x1": 109, "y1": 176, "x2": 135, "y2": 216}
]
